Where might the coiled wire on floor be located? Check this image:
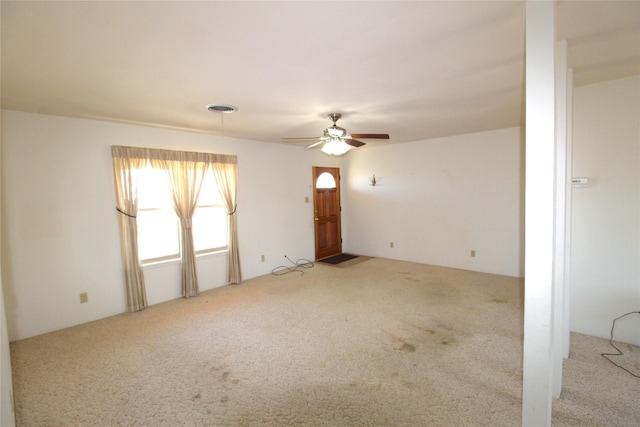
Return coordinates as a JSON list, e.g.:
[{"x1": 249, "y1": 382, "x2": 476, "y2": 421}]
[{"x1": 272, "y1": 255, "x2": 315, "y2": 276}]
